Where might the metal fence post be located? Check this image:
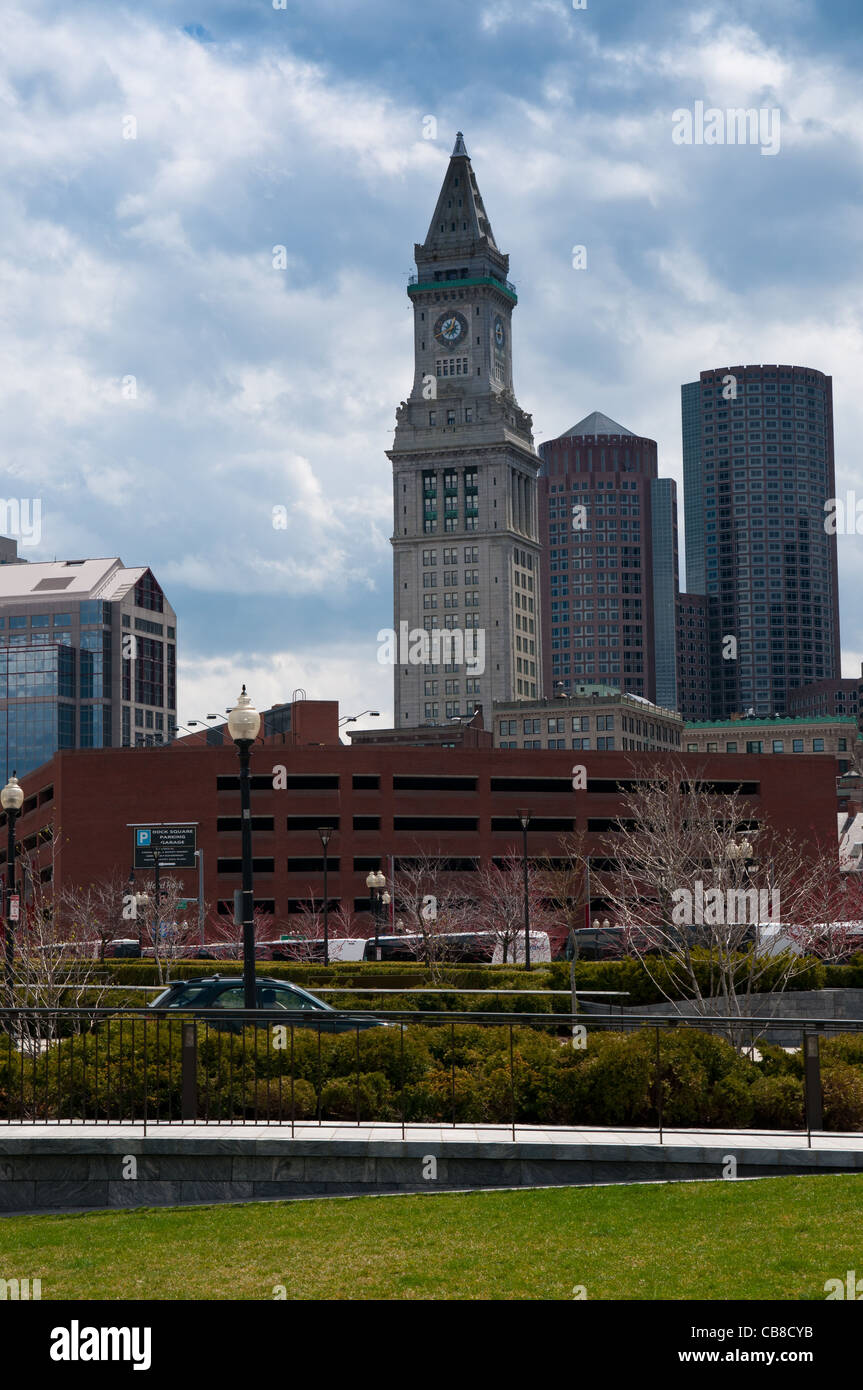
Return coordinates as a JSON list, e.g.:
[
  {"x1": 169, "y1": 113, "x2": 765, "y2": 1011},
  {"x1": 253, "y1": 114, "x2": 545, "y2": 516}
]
[
  {"x1": 655, "y1": 1025, "x2": 663, "y2": 1143},
  {"x1": 803, "y1": 1030, "x2": 822, "y2": 1142},
  {"x1": 181, "y1": 1020, "x2": 198, "y2": 1122}
]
